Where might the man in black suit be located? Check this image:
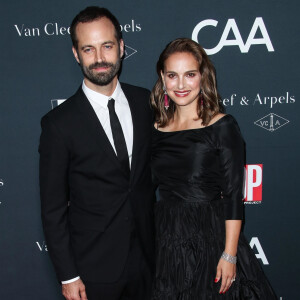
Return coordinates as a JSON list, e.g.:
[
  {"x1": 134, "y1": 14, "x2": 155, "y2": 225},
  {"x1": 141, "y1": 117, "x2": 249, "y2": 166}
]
[{"x1": 39, "y1": 6, "x2": 155, "y2": 300}]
